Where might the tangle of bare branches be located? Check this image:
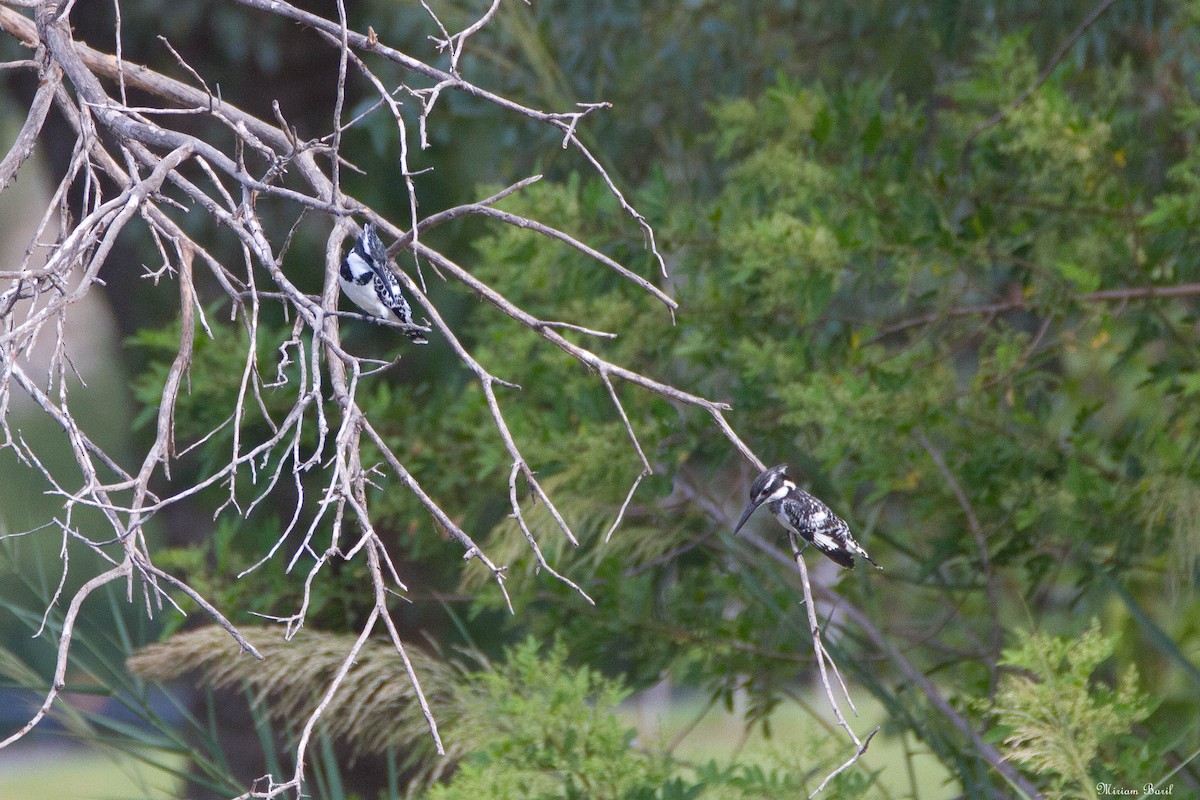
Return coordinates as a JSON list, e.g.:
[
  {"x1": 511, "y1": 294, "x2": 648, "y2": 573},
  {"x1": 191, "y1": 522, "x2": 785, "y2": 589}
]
[{"x1": 0, "y1": 1, "x2": 874, "y2": 796}]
